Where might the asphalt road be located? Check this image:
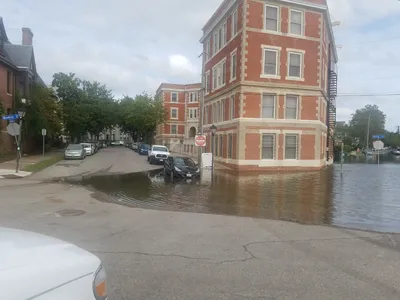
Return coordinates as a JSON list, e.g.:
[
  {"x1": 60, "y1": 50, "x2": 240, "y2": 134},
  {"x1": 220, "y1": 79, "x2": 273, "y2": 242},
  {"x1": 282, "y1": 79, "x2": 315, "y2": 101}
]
[
  {"x1": 1, "y1": 147, "x2": 400, "y2": 299},
  {"x1": 29, "y1": 146, "x2": 161, "y2": 180}
]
